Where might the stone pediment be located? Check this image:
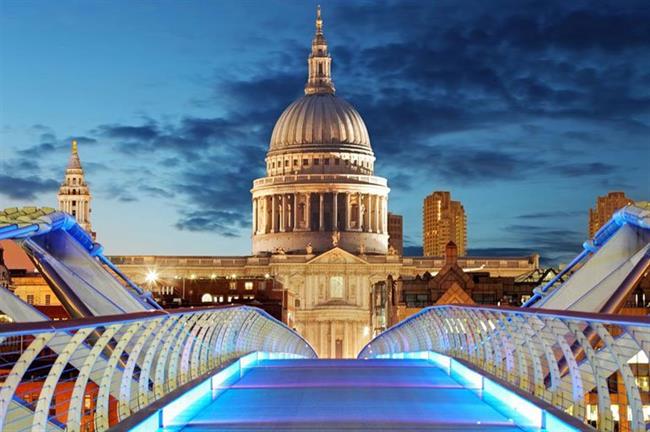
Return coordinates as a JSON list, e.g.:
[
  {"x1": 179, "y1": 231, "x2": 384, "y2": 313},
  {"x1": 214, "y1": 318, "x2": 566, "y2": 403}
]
[
  {"x1": 307, "y1": 247, "x2": 368, "y2": 265},
  {"x1": 436, "y1": 282, "x2": 475, "y2": 306}
]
